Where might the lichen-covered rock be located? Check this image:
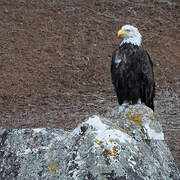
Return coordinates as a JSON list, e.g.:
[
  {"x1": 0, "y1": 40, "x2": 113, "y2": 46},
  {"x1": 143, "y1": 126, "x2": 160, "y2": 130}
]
[{"x1": 0, "y1": 104, "x2": 179, "y2": 179}]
